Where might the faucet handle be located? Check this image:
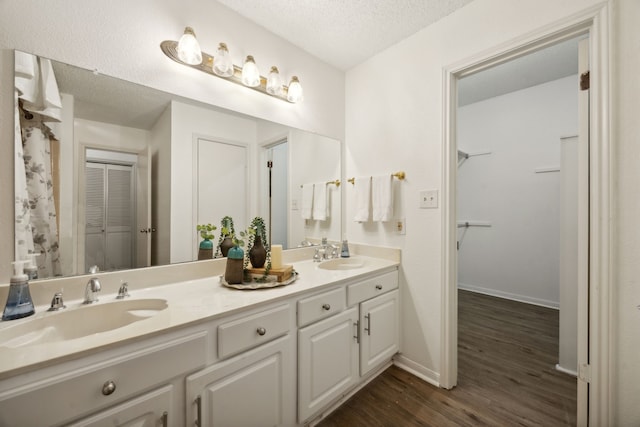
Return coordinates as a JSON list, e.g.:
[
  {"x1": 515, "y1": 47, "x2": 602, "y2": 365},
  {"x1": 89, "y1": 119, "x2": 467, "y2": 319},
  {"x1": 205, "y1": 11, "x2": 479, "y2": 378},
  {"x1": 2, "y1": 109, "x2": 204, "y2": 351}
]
[
  {"x1": 116, "y1": 282, "x2": 130, "y2": 299},
  {"x1": 47, "y1": 292, "x2": 66, "y2": 311}
]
